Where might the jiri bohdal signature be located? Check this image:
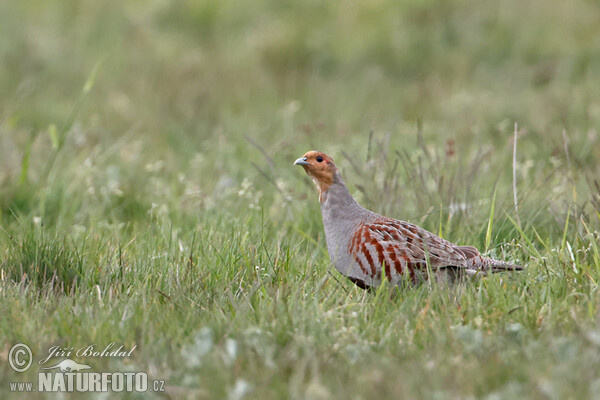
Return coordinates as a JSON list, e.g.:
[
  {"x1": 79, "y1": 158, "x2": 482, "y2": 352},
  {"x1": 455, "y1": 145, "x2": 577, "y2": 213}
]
[{"x1": 39, "y1": 343, "x2": 136, "y2": 365}]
